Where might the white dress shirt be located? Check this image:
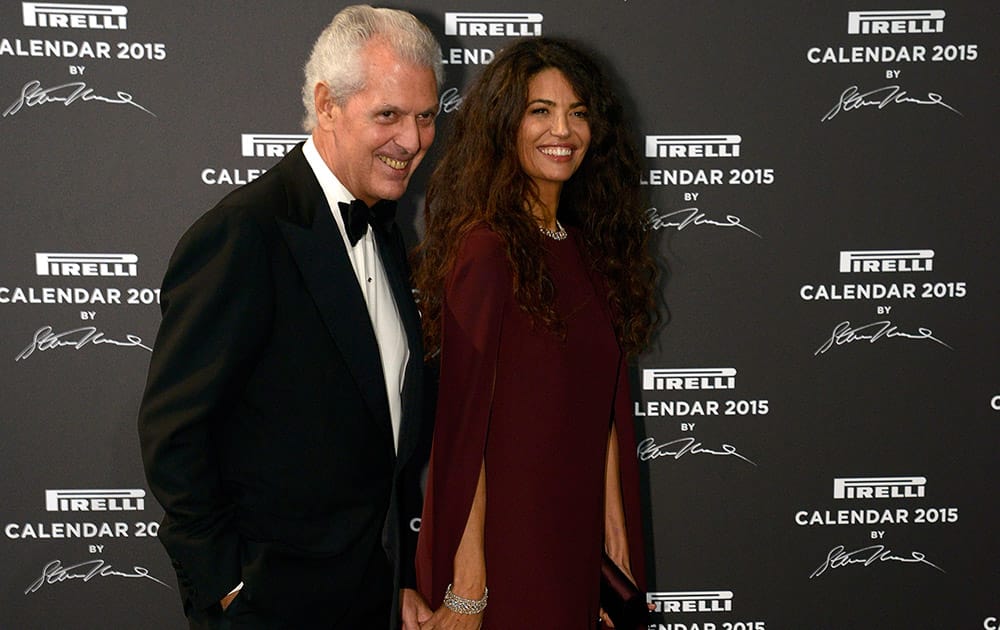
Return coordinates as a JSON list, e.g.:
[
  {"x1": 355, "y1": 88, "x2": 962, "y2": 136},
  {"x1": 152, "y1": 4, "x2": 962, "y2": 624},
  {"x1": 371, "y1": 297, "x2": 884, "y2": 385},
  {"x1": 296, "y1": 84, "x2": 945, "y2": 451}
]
[{"x1": 303, "y1": 137, "x2": 409, "y2": 452}]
